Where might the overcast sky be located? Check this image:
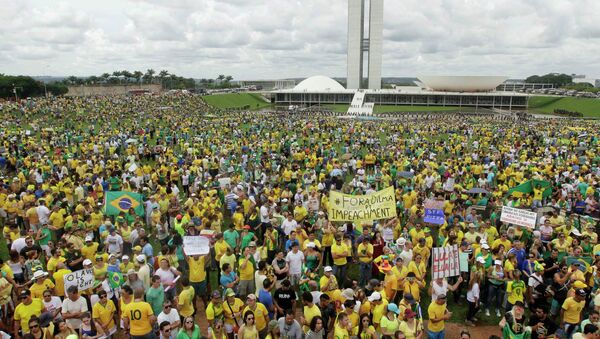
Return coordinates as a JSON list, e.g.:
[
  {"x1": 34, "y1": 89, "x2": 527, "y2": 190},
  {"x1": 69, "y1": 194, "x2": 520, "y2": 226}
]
[{"x1": 1, "y1": 0, "x2": 599, "y2": 80}]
